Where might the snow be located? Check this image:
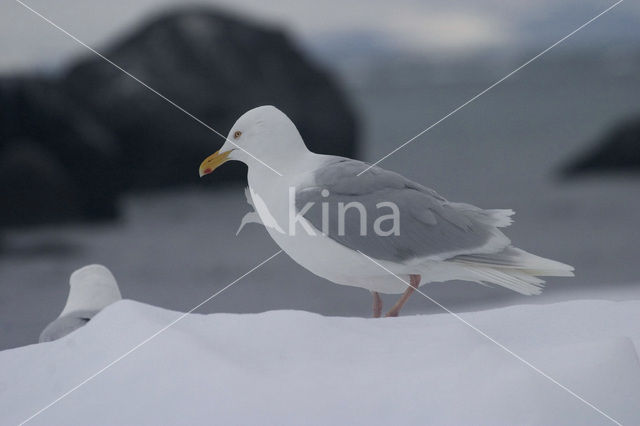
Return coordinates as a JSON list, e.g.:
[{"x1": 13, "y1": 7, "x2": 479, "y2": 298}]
[{"x1": 2, "y1": 299, "x2": 639, "y2": 425}]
